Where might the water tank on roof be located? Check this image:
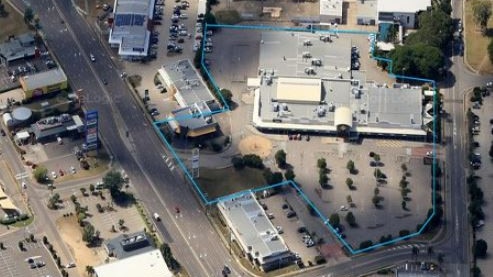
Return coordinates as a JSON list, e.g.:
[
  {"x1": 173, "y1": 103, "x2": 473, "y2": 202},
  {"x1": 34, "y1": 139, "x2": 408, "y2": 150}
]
[
  {"x1": 12, "y1": 107, "x2": 32, "y2": 123},
  {"x1": 2, "y1": 113, "x2": 13, "y2": 126}
]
